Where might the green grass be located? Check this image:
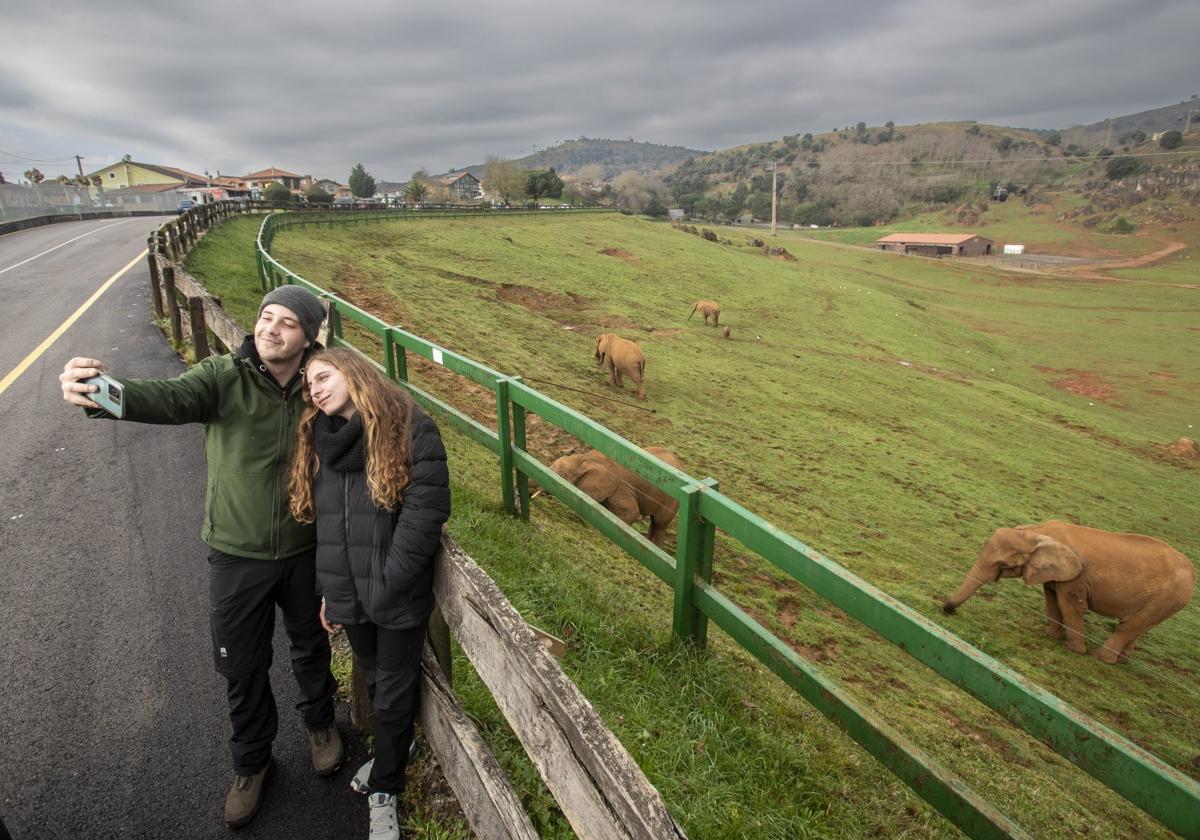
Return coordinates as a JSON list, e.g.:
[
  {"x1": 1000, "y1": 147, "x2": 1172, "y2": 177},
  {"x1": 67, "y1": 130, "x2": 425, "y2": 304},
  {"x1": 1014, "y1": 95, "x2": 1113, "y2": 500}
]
[{"x1": 187, "y1": 212, "x2": 1200, "y2": 839}]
